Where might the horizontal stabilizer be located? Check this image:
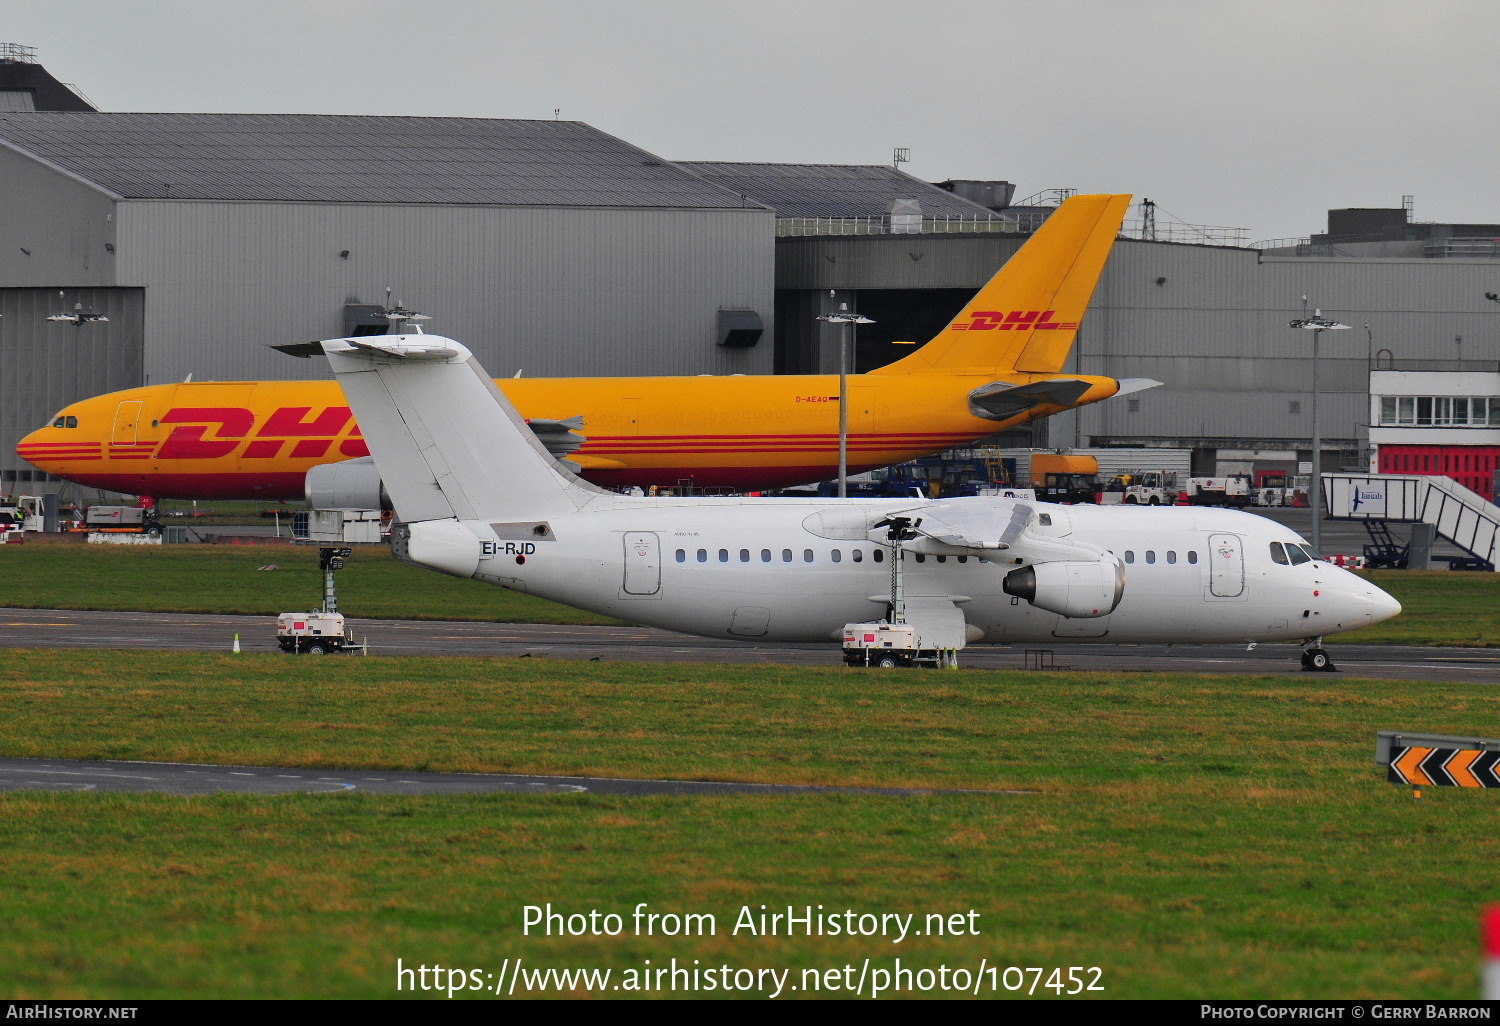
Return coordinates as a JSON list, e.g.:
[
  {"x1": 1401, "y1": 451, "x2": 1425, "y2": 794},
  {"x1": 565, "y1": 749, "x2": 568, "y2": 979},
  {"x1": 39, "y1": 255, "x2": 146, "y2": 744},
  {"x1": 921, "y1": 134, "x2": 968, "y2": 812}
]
[
  {"x1": 525, "y1": 416, "x2": 587, "y2": 459},
  {"x1": 345, "y1": 338, "x2": 463, "y2": 361},
  {"x1": 1113, "y1": 377, "x2": 1162, "y2": 396},
  {"x1": 968, "y1": 378, "x2": 1094, "y2": 420},
  {"x1": 270, "y1": 341, "x2": 324, "y2": 359}
]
